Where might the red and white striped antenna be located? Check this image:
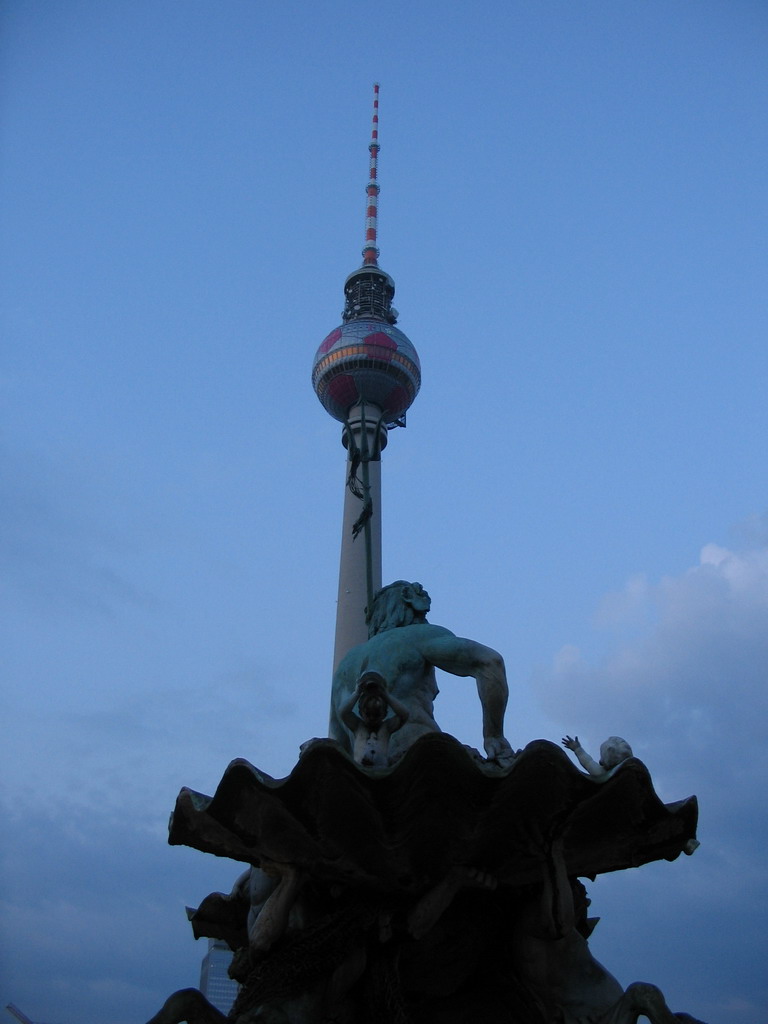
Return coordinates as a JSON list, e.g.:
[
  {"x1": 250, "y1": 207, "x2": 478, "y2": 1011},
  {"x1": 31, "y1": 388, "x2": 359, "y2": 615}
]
[{"x1": 362, "y1": 83, "x2": 381, "y2": 266}]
